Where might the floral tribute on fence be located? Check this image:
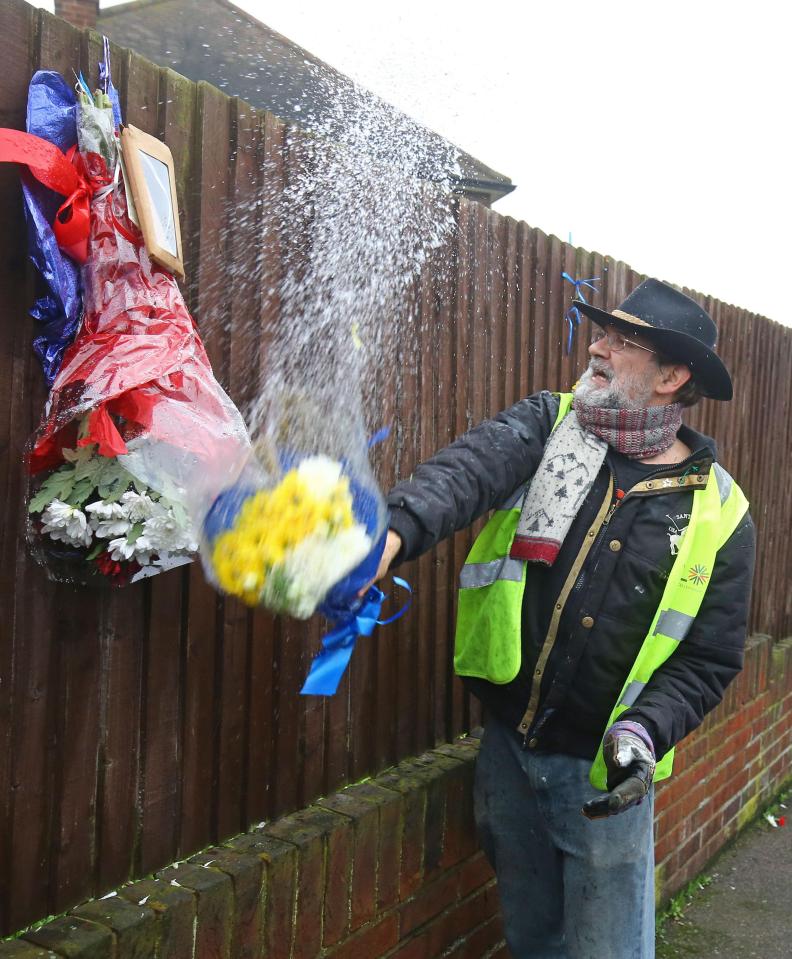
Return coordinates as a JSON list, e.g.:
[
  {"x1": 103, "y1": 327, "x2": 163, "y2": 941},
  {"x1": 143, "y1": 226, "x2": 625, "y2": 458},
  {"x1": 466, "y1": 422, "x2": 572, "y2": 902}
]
[
  {"x1": 0, "y1": 50, "x2": 409, "y2": 695},
  {"x1": 1, "y1": 64, "x2": 249, "y2": 586}
]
